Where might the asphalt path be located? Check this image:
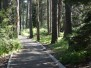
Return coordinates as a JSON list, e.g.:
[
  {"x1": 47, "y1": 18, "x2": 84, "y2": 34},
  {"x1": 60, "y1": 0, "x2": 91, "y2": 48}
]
[{"x1": 7, "y1": 36, "x2": 65, "y2": 68}]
